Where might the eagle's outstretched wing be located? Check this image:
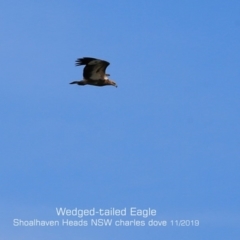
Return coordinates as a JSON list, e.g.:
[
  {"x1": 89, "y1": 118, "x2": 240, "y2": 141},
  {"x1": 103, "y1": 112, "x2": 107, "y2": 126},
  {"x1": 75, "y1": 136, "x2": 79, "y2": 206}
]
[{"x1": 76, "y1": 57, "x2": 110, "y2": 80}]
